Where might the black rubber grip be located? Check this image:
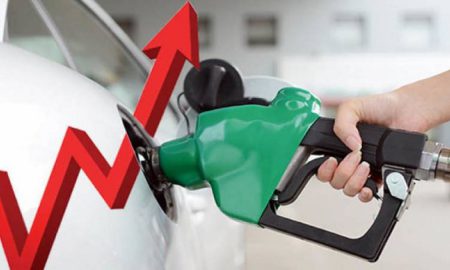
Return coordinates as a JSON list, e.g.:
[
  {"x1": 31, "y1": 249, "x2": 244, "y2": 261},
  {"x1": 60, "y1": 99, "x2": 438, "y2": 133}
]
[
  {"x1": 262, "y1": 117, "x2": 424, "y2": 262},
  {"x1": 301, "y1": 118, "x2": 427, "y2": 172}
]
